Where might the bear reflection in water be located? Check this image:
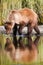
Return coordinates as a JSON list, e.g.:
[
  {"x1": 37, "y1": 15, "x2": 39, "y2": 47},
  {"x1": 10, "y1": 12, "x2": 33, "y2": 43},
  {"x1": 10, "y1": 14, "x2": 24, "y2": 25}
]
[{"x1": 5, "y1": 36, "x2": 40, "y2": 62}]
